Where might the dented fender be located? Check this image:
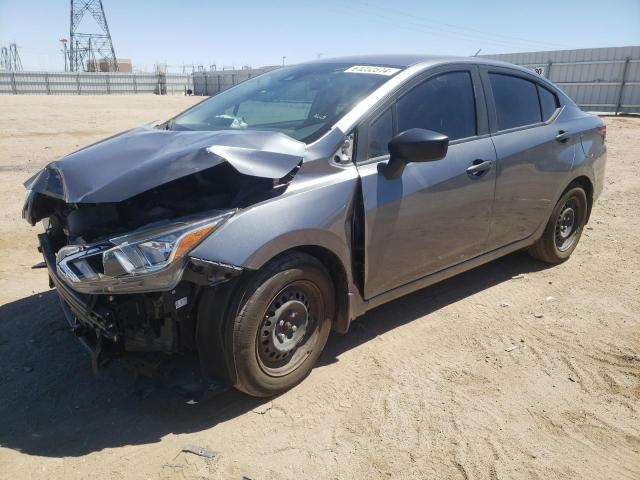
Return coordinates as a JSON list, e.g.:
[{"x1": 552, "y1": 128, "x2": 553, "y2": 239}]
[{"x1": 190, "y1": 163, "x2": 359, "y2": 271}]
